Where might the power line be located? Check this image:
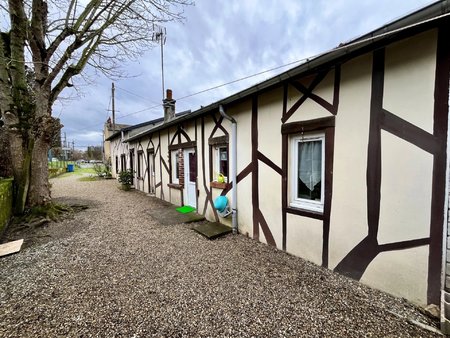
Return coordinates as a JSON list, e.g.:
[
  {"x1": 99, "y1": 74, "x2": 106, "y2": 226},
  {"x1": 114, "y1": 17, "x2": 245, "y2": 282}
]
[
  {"x1": 115, "y1": 86, "x2": 161, "y2": 106},
  {"x1": 176, "y1": 58, "x2": 304, "y2": 101}
]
